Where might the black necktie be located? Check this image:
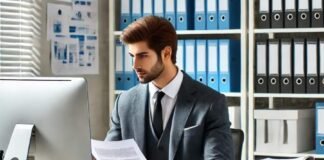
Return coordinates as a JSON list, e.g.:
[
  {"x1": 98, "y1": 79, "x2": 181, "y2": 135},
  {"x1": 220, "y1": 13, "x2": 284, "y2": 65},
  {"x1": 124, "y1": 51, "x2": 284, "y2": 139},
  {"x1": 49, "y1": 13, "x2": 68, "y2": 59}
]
[{"x1": 152, "y1": 91, "x2": 165, "y2": 138}]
